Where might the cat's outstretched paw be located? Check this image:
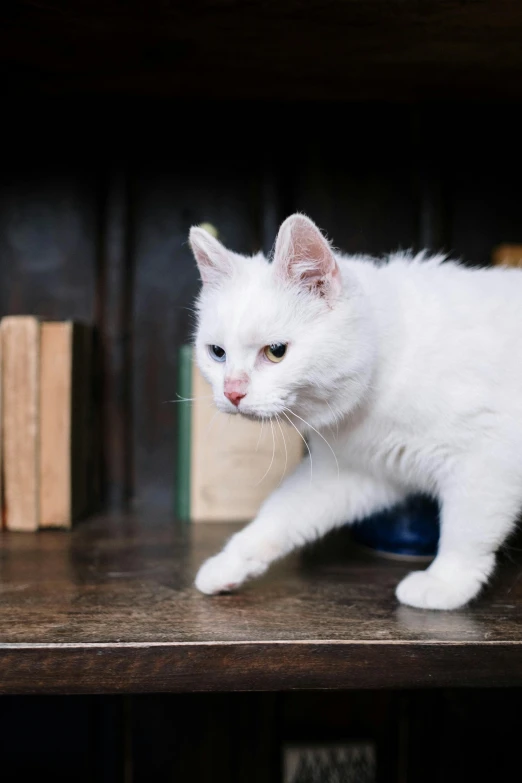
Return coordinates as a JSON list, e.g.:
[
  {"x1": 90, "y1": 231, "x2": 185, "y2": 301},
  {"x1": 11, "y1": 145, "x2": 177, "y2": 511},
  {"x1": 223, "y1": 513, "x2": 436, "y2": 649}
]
[
  {"x1": 396, "y1": 569, "x2": 482, "y2": 611},
  {"x1": 195, "y1": 549, "x2": 268, "y2": 595}
]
